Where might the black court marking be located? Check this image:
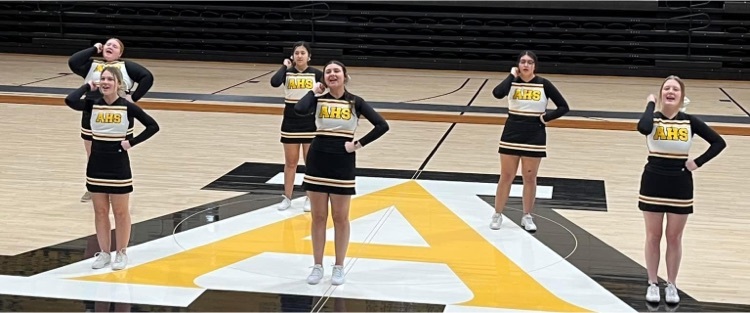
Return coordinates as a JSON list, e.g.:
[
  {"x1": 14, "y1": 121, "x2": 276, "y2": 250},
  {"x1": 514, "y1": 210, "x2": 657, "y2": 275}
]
[
  {"x1": 719, "y1": 87, "x2": 750, "y2": 118},
  {"x1": 1, "y1": 84, "x2": 749, "y2": 124},
  {"x1": 720, "y1": 99, "x2": 731, "y2": 102},
  {"x1": 401, "y1": 77, "x2": 470, "y2": 103},
  {"x1": 414, "y1": 79, "x2": 489, "y2": 178},
  {"x1": 17, "y1": 73, "x2": 72, "y2": 86},
  {"x1": 204, "y1": 162, "x2": 608, "y2": 211}
]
